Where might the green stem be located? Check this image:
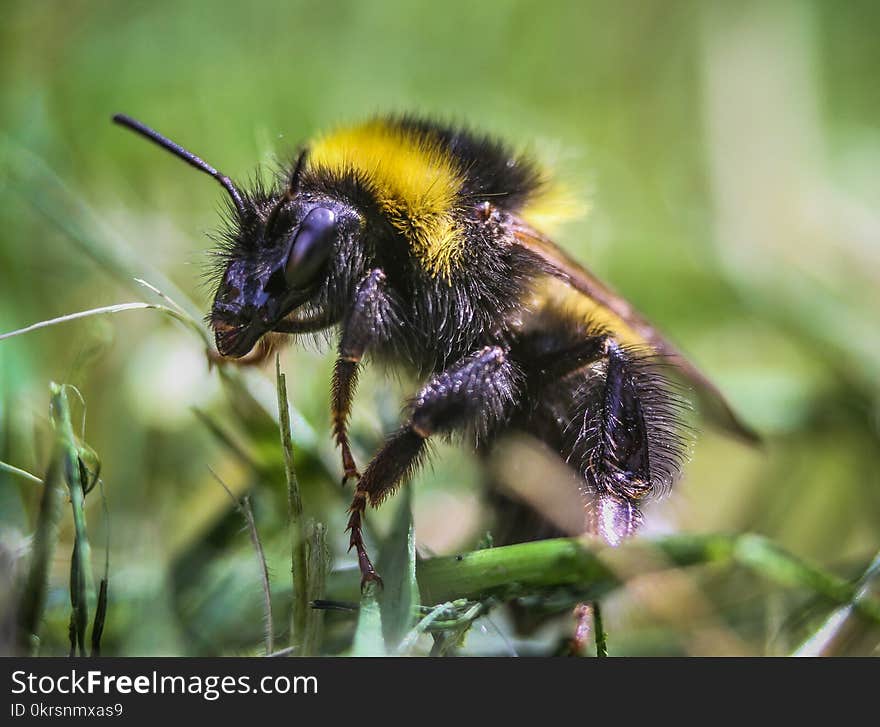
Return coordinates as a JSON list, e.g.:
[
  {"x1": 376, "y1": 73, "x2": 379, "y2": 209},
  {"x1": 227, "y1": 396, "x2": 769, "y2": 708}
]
[
  {"x1": 54, "y1": 384, "x2": 95, "y2": 656},
  {"x1": 592, "y1": 601, "x2": 607, "y2": 657},
  {"x1": 16, "y1": 383, "x2": 97, "y2": 654},
  {"x1": 323, "y1": 534, "x2": 880, "y2": 624}
]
